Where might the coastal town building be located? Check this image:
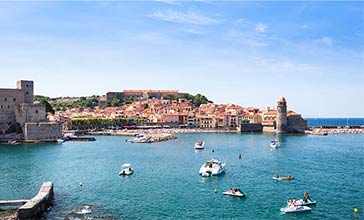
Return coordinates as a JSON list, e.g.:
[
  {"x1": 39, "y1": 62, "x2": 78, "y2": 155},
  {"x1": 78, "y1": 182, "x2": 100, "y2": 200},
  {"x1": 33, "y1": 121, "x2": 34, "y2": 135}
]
[
  {"x1": 56, "y1": 94, "x2": 307, "y2": 134},
  {"x1": 0, "y1": 80, "x2": 62, "y2": 141}
]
